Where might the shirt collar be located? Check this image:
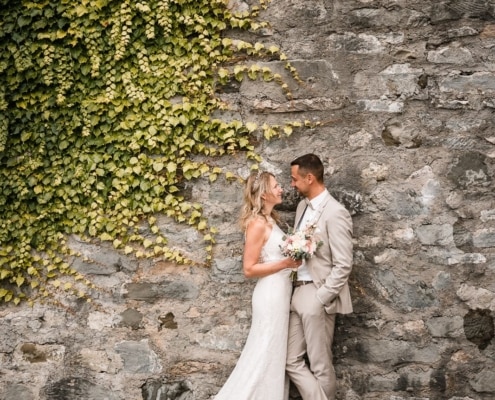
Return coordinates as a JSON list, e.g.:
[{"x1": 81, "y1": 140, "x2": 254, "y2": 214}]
[{"x1": 305, "y1": 189, "x2": 328, "y2": 210}]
